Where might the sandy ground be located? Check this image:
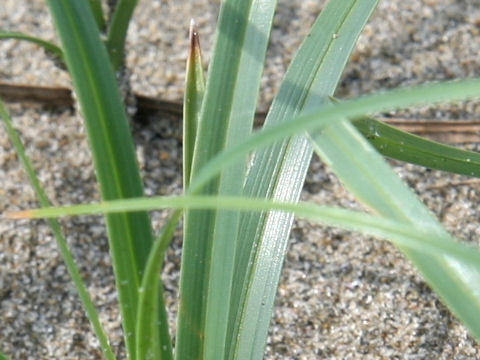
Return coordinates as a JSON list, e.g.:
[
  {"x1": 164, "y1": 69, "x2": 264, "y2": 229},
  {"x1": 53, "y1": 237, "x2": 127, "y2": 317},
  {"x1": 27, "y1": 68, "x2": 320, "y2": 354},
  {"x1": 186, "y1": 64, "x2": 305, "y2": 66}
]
[{"x1": 1, "y1": 0, "x2": 480, "y2": 359}]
